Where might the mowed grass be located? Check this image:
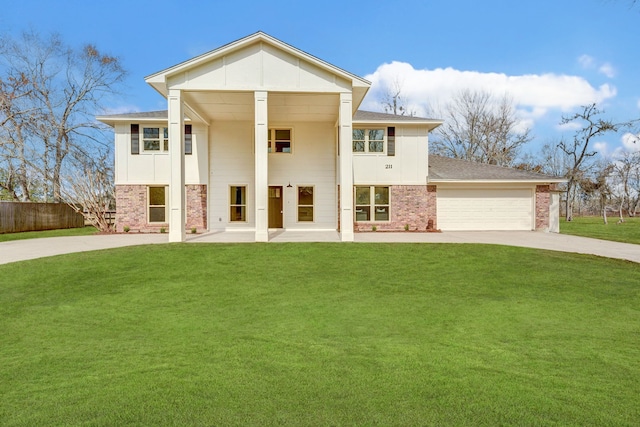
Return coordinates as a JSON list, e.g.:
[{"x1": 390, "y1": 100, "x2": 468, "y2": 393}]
[
  {"x1": 1, "y1": 243, "x2": 639, "y2": 426},
  {"x1": 561, "y1": 216, "x2": 640, "y2": 244},
  {"x1": 0, "y1": 226, "x2": 97, "y2": 242}
]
